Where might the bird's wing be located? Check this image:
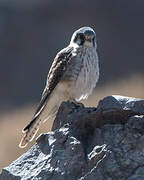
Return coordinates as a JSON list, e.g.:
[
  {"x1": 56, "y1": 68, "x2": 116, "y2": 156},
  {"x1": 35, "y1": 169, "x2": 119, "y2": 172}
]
[{"x1": 23, "y1": 46, "x2": 73, "y2": 132}]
